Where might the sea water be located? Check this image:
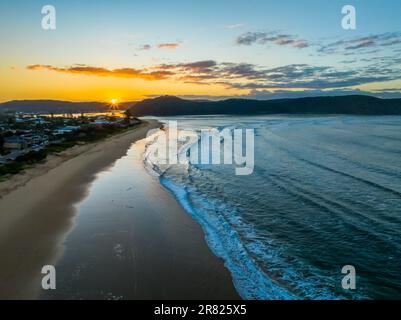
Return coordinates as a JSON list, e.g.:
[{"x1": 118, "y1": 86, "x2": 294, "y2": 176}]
[{"x1": 144, "y1": 115, "x2": 401, "y2": 300}]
